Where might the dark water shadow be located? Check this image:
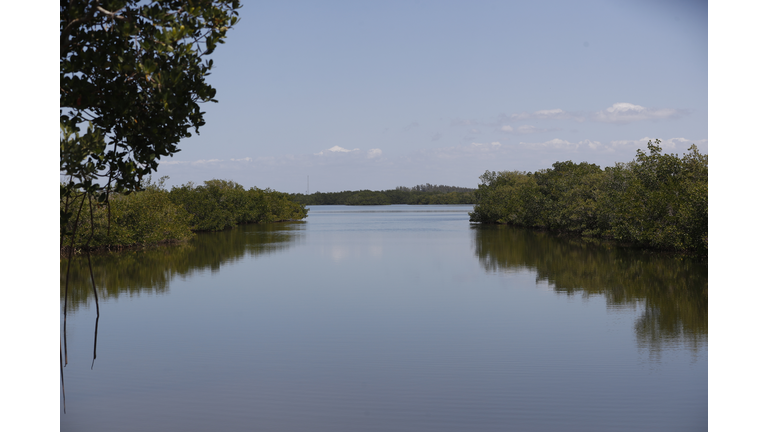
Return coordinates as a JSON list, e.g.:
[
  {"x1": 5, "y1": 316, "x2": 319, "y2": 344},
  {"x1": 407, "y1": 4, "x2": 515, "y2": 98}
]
[
  {"x1": 60, "y1": 222, "x2": 306, "y2": 311},
  {"x1": 59, "y1": 222, "x2": 305, "y2": 413},
  {"x1": 472, "y1": 224, "x2": 707, "y2": 354}
]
